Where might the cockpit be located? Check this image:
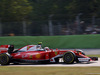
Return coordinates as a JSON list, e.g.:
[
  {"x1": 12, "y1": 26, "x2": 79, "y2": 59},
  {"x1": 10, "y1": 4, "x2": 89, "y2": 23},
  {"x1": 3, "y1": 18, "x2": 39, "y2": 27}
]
[{"x1": 18, "y1": 45, "x2": 50, "y2": 52}]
